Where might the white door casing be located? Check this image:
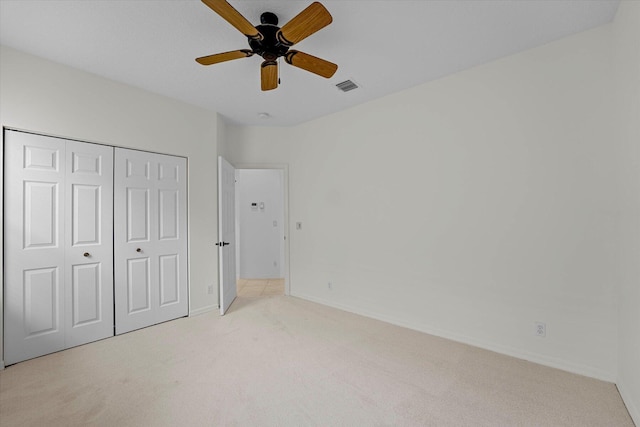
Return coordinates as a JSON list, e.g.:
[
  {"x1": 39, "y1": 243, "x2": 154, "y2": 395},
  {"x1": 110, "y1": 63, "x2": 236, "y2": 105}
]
[
  {"x1": 218, "y1": 157, "x2": 237, "y2": 315},
  {"x1": 114, "y1": 148, "x2": 188, "y2": 334},
  {"x1": 4, "y1": 131, "x2": 114, "y2": 365}
]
